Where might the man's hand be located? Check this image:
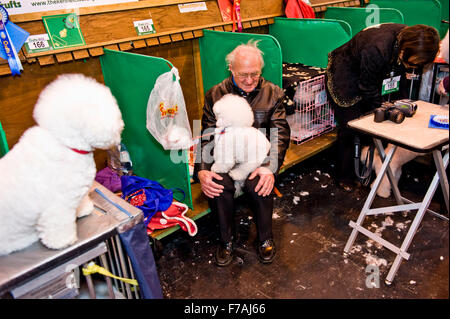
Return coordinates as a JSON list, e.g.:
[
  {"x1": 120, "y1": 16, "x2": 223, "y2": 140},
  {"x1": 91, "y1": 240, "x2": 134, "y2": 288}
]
[
  {"x1": 198, "y1": 170, "x2": 224, "y2": 198},
  {"x1": 248, "y1": 167, "x2": 274, "y2": 197}
]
